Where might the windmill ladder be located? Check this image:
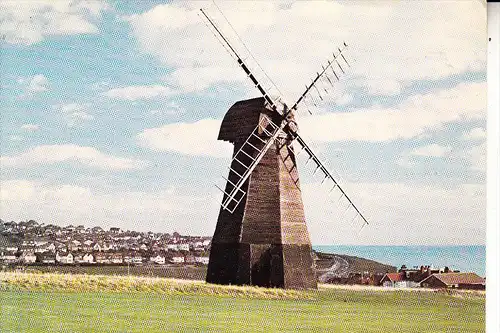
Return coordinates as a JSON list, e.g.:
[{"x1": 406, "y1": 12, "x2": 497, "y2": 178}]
[{"x1": 219, "y1": 116, "x2": 284, "y2": 212}]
